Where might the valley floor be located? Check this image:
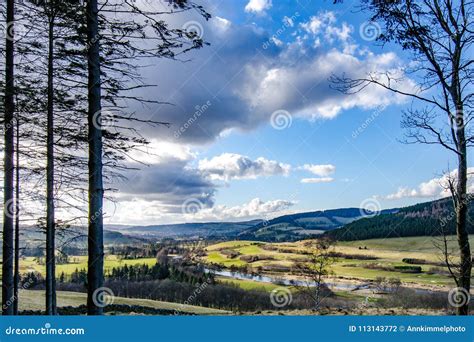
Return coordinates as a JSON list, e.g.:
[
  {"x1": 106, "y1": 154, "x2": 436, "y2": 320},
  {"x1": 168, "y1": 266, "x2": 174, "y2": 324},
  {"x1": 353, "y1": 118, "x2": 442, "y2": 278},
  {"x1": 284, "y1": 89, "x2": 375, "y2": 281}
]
[
  {"x1": 200, "y1": 236, "x2": 474, "y2": 290},
  {"x1": 8, "y1": 235, "x2": 473, "y2": 315}
]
